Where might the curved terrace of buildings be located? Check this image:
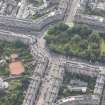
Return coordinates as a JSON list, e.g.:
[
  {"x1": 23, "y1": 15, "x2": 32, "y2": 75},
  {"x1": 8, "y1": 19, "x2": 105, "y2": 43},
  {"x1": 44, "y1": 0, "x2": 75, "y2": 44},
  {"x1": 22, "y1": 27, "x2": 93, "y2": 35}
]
[{"x1": 0, "y1": 0, "x2": 68, "y2": 34}]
